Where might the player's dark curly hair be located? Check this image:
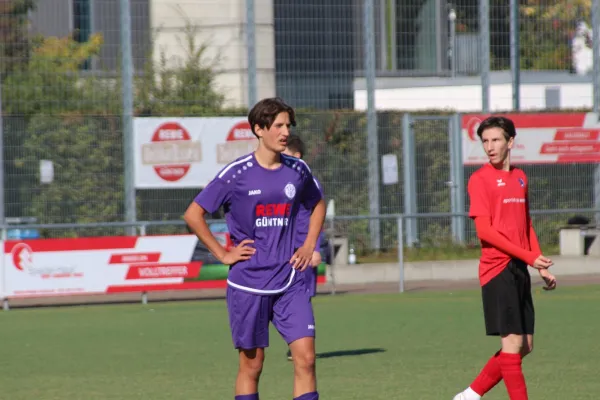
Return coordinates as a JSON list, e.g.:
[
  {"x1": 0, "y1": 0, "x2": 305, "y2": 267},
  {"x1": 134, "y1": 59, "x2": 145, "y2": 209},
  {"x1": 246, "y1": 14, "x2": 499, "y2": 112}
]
[
  {"x1": 476, "y1": 116, "x2": 517, "y2": 140},
  {"x1": 286, "y1": 134, "x2": 305, "y2": 158},
  {"x1": 248, "y1": 97, "x2": 296, "y2": 138}
]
